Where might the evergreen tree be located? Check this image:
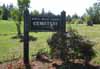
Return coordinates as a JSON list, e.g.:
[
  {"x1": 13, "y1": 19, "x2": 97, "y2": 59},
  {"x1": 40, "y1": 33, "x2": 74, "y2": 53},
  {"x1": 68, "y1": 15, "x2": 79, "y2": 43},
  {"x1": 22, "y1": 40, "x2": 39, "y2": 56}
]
[{"x1": 2, "y1": 4, "x2": 9, "y2": 20}]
